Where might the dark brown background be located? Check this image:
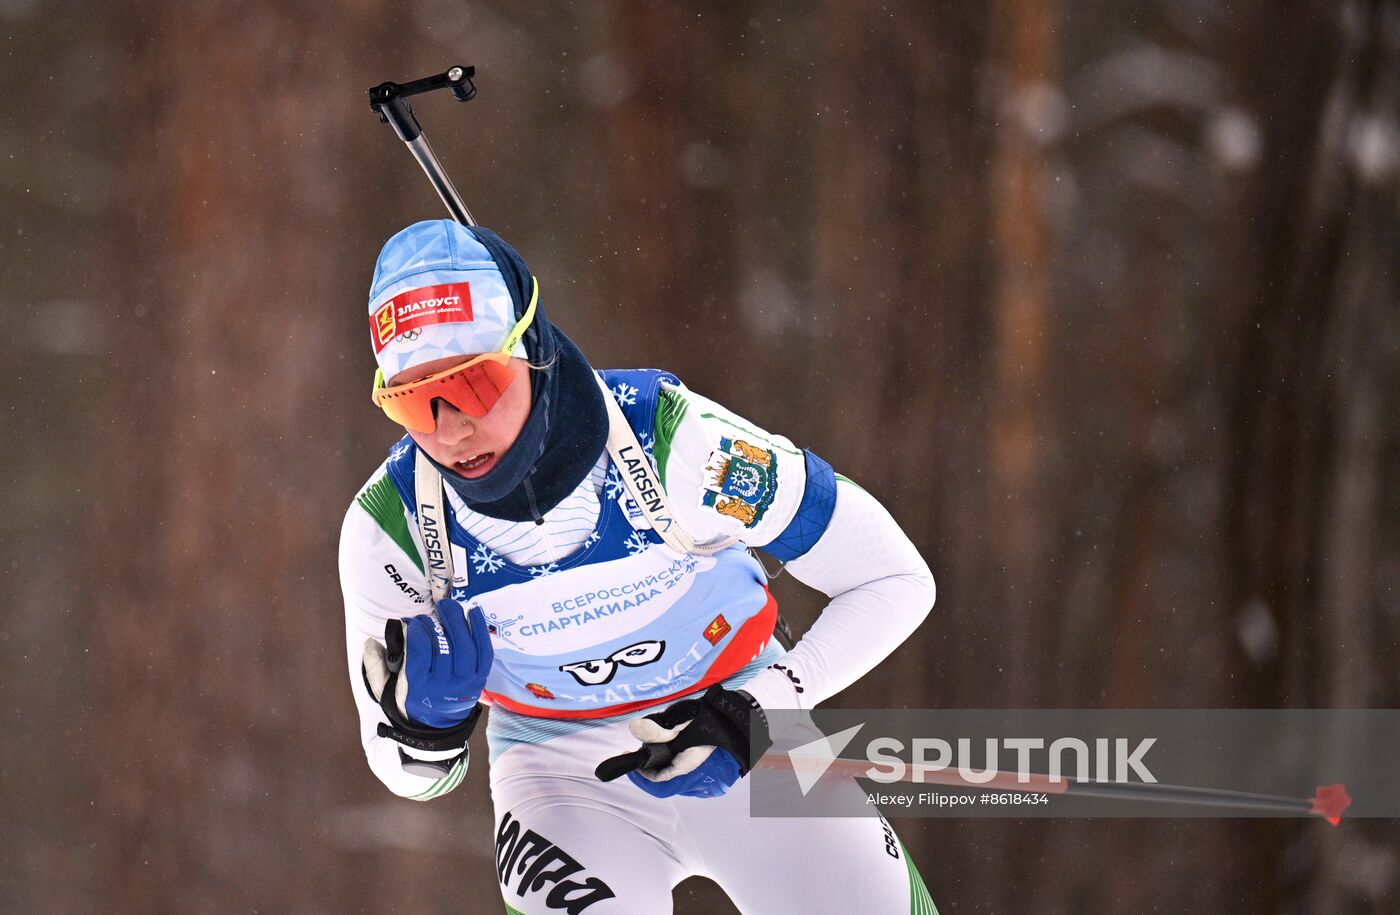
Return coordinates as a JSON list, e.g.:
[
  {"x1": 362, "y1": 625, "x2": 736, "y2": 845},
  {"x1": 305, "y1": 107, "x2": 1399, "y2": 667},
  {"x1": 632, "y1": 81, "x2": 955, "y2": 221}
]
[{"x1": 3, "y1": 0, "x2": 1397, "y2": 911}]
